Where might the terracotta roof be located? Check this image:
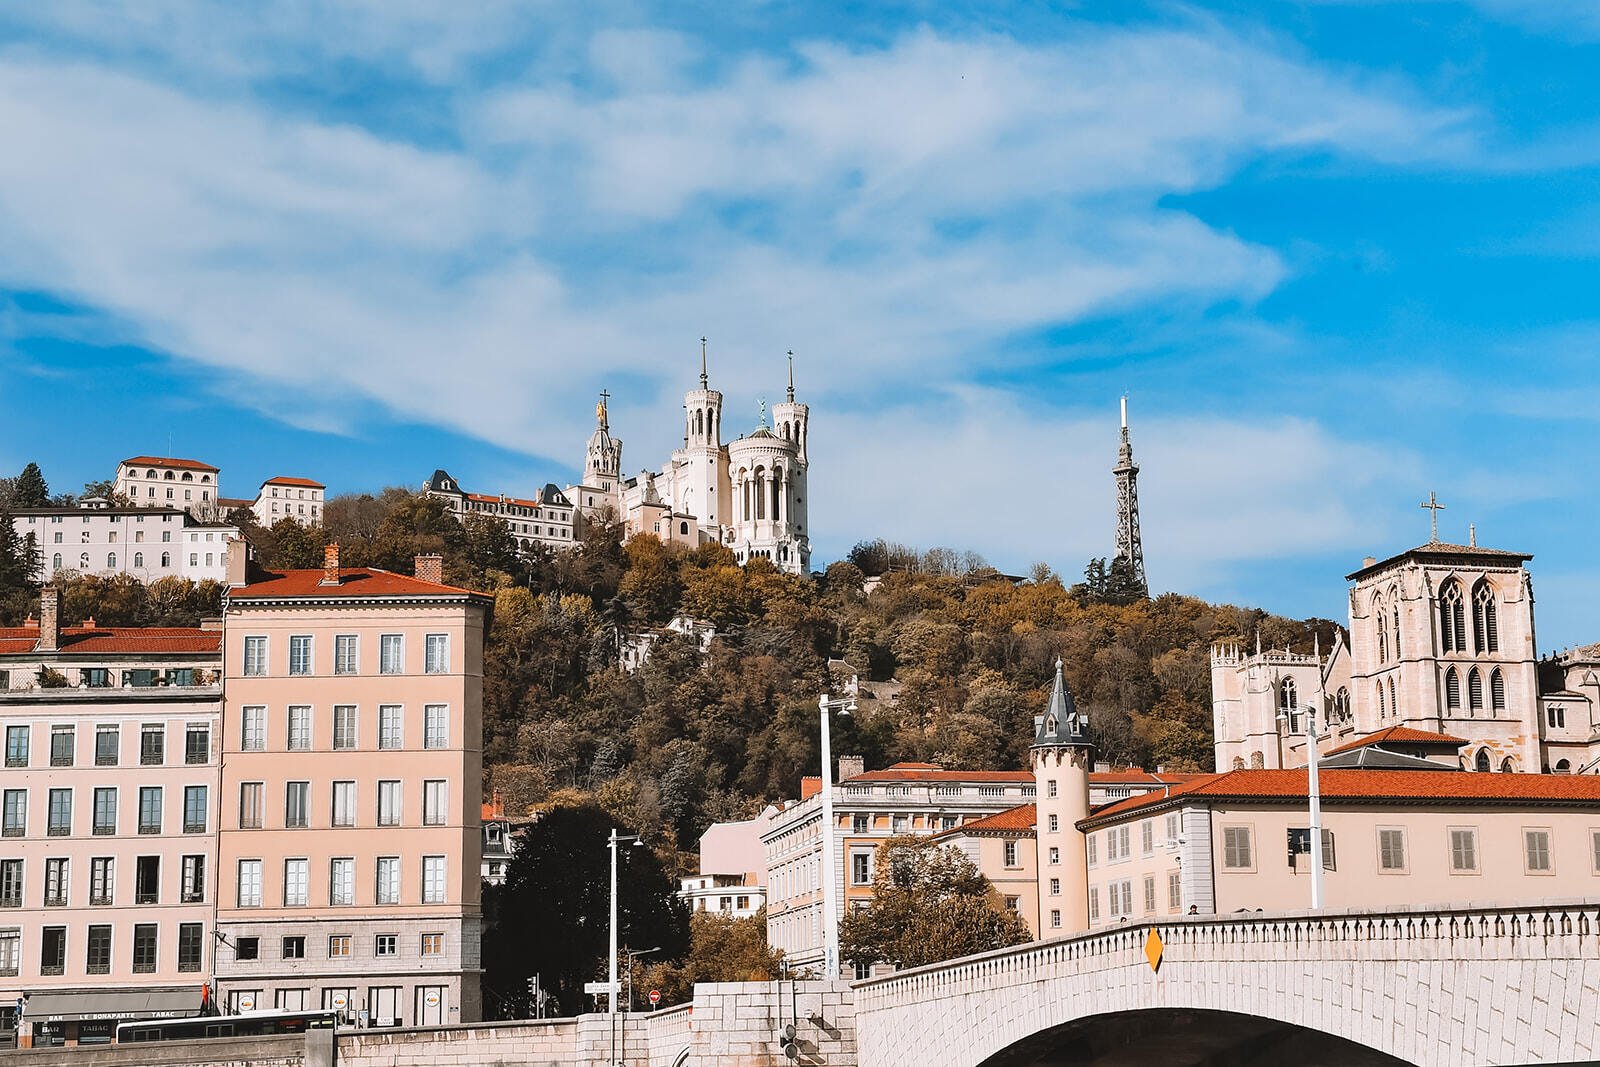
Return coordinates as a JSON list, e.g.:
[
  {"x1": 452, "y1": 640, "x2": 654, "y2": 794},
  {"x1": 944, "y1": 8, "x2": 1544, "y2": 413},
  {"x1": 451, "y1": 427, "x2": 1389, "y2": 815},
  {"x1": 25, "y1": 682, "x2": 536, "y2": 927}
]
[
  {"x1": 1090, "y1": 771, "x2": 1207, "y2": 786},
  {"x1": 1083, "y1": 768, "x2": 1600, "y2": 826},
  {"x1": 261, "y1": 477, "x2": 325, "y2": 489},
  {"x1": 465, "y1": 492, "x2": 542, "y2": 509},
  {"x1": 217, "y1": 498, "x2": 254, "y2": 511},
  {"x1": 936, "y1": 804, "x2": 1036, "y2": 838},
  {"x1": 120, "y1": 456, "x2": 219, "y2": 472},
  {"x1": 229, "y1": 567, "x2": 483, "y2": 600},
  {"x1": 0, "y1": 627, "x2": 221, "y2": 656},
  {"x1": 1346, "y1": 542, "x2": 1532, "y2": 581},
  {"x1": 1322, "y1": 725, "x2": 1469, "y2": 756}
]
